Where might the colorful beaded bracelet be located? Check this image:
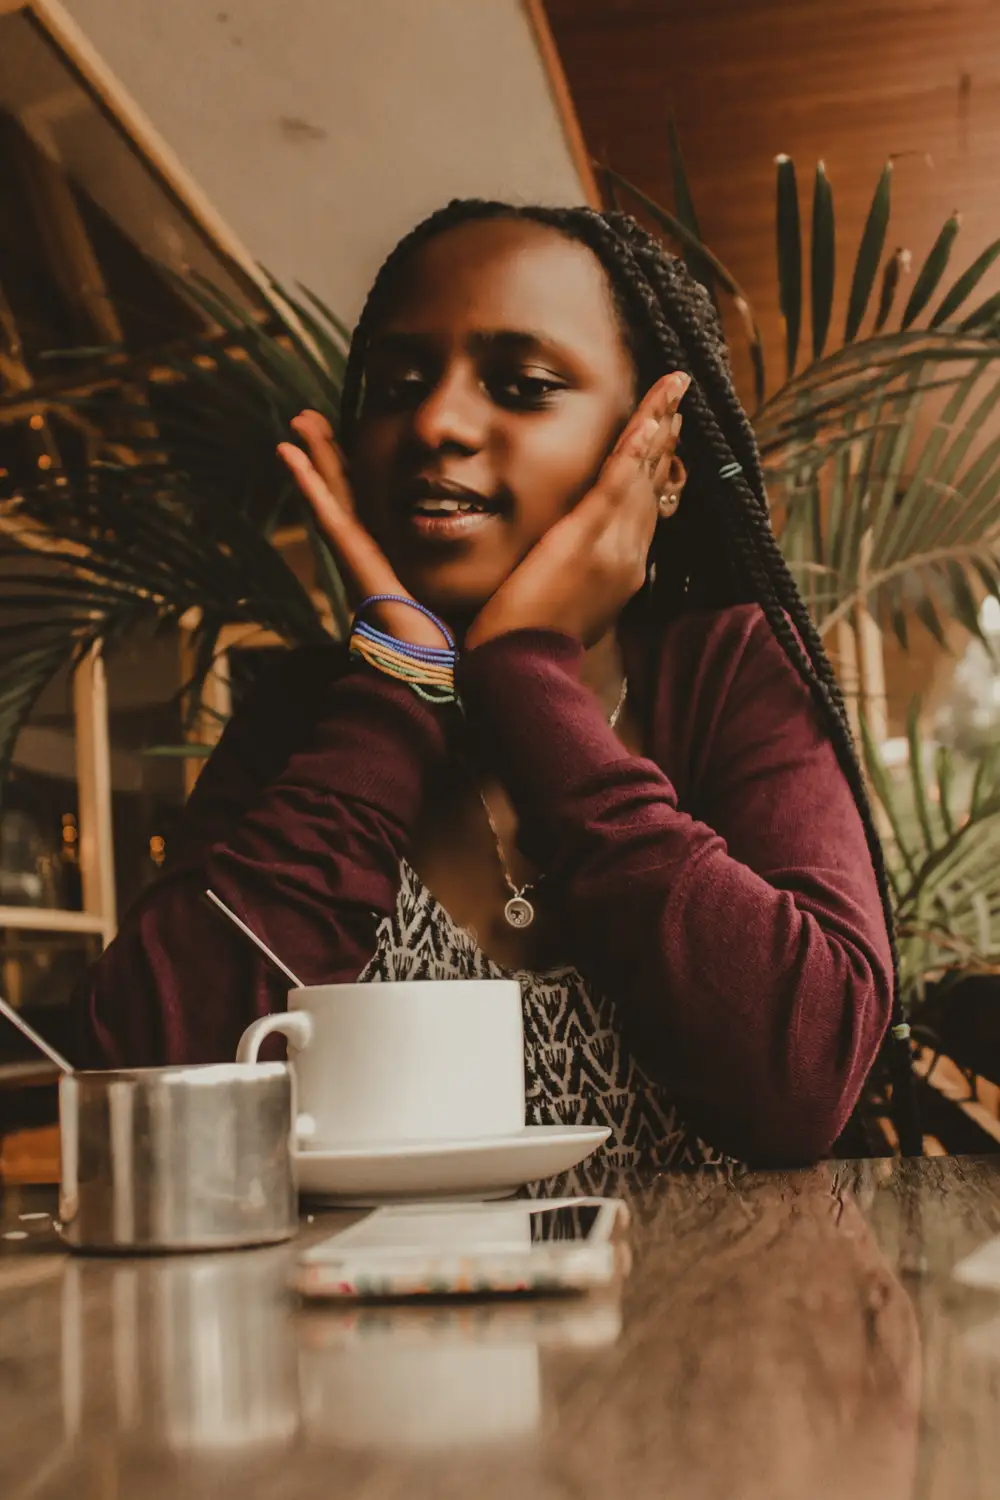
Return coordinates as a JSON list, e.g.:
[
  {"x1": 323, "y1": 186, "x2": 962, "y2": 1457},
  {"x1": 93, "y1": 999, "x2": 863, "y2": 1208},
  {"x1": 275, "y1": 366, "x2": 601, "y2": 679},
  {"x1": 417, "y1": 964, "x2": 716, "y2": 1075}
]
[{"x1": 349, "y1": 594, "x2": 457, "y2": 704}]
